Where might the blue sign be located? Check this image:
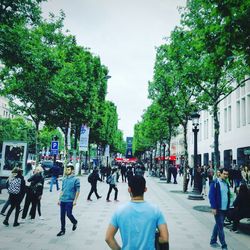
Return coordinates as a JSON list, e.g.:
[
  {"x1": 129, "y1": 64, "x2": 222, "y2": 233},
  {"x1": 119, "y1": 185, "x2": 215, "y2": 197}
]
[{"x1": 51, "y1": 141, "x2": 59, "y2": 155}]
